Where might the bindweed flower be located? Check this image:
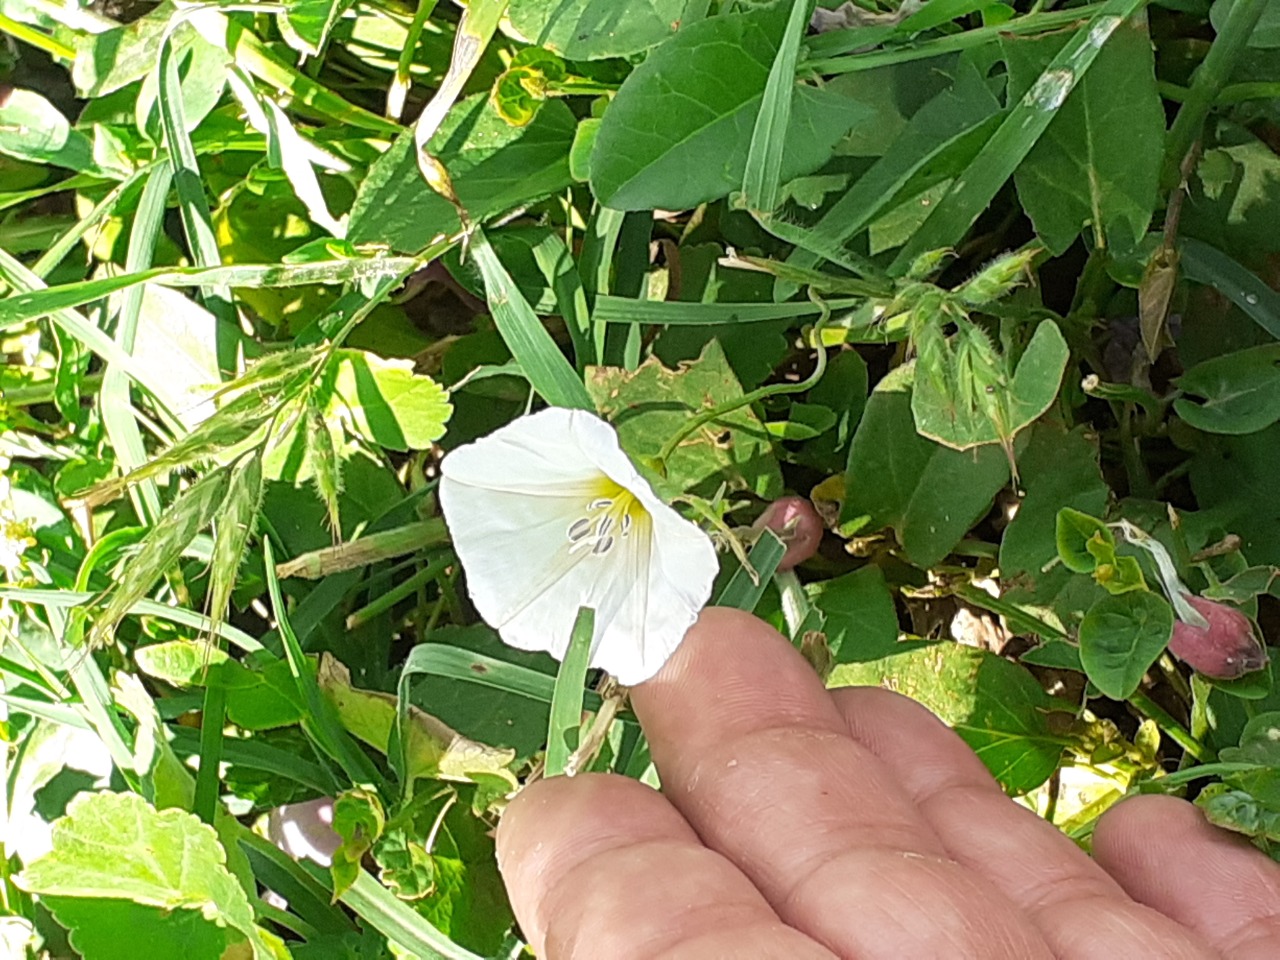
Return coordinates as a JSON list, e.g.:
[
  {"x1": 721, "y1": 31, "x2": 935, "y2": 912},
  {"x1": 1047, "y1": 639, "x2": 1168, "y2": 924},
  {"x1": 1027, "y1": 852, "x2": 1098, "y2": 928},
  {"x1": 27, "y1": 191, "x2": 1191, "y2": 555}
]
[
  {"x1": 439, "y1": 408, "x2": 718, "y2": 685},
  {"x1": 1168, "y1": 594, "x2": 1269, "y2": 680}
]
